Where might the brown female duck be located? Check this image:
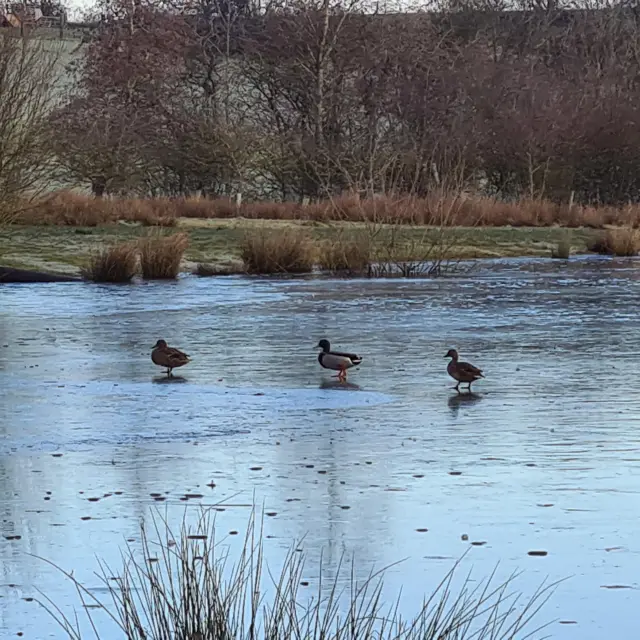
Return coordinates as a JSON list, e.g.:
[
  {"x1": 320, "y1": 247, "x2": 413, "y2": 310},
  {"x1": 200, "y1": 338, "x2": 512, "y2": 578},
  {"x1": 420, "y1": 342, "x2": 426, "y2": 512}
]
[
  {"x1": 445, "y1": 348, "x2": 484, "y2": 392},
  {"x1": 152, "y1": 339, "x2": 191, "y2": 377}
]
